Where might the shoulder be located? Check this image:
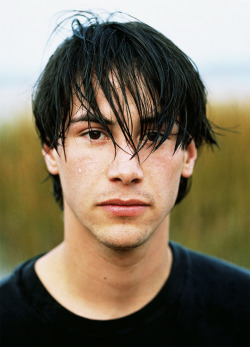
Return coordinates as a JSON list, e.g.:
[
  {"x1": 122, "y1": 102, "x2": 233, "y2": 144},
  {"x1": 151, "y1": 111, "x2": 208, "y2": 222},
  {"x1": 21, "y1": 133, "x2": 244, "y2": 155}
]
[
  {"x1": 0, "y1": 256, "x2": 42, "y2": 321},
  {"x1": 171, "y1": 241, "x2": 250, "y2": 286},
  {"x1": 185, "y1": 245, "x2": 249, "y2": 288},
  {"x1": 169, "y1": 242, "x2": 250, "y2": 345},
  {"x1": 170, "y1": 242, "x2": 250, "y2": 314},
  {"x1": 0, "y1": 264, "x2": 23, "y2": 309},
  {"x1": 0, "y1": 256, "x2": 45, "y2": 346}
]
